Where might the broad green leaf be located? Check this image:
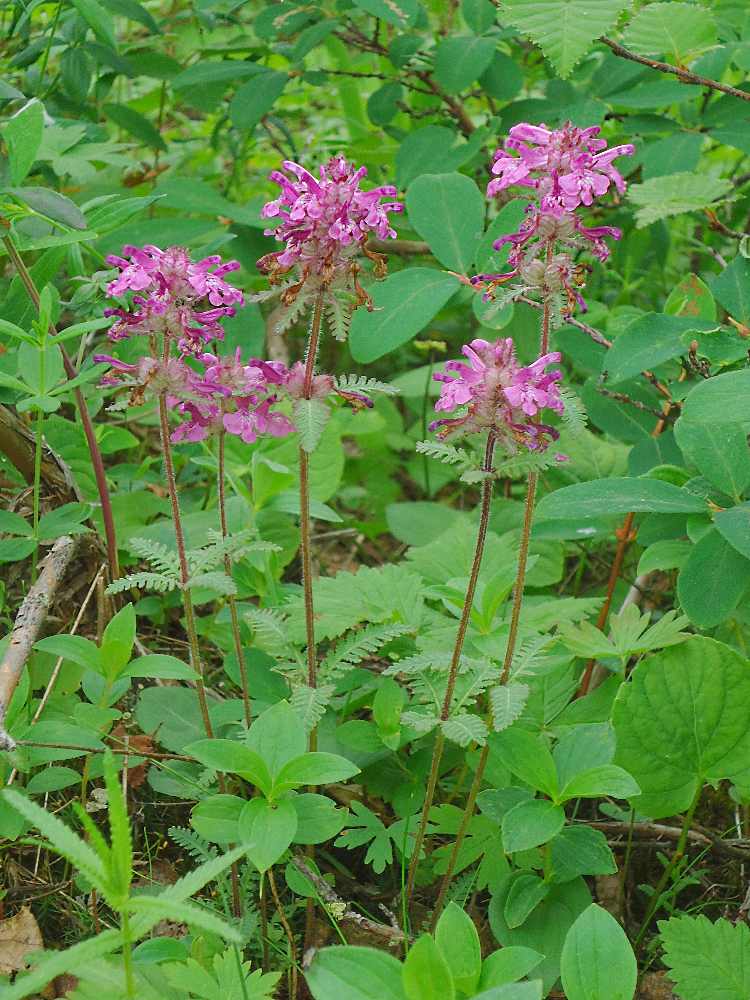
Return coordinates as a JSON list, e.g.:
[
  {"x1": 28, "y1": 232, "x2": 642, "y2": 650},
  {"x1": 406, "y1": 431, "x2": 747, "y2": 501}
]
[
  {"x1": 680, "y1": 370, "x2": 750, "y2": 425},
  {"x1": 306, "y1": 946, "x2": 407, "y2": 1000},
  {"x1": 395, "y1": 125, "x2": 485, "y2": 189},
  {"x1": 623, "y1": 3, "x2": 717, "y2": 64},
  {"x1": 674, "y1": 420, "x2": 750, "y2": 499},
  {"x1": 473, "y1": 985, "x2": 542, "y2": 999},
  {"x1": 352, "y1": 0, "x2": 419, "y2": 28},
  {"x1": 8, "y1": 186, "x2": 88, "y2": 230},
  {"x1": 34, "y1": 634, "x2": 101, "y2": 671},
  {"x1": 463, "y1": 0, "x2": 496, "y2": 33},
  {"x1": 550, "y1": 826, "x2": 617, "y2": 884},
  {"x1": 3, "y1": 99, "x2": 44, "y2": 184},
  {"x1": 104, "y1": 103, "x2": 166, "y2": 151},
  {"x1": 406, "y1": 173, "x2": 485, "y2": 272},
  {"x1": 613, "y1": 637, "x2": 750, "y2": 817},
  {"x1": 659, "y1": 915, "x2": 750, "y2": 1000},
  {"x1": 292, "y1": 793, "x2": 348, "y2": 844},
  {"x1": 536, "y1": 478, "x2": 706, "y2": 520},
  {"x1": 489, "y1": 877, "x2": 591, "y2": 995},
  {"x1": 502, "y1": 0, "x2": 629, "y2": 78},
  {"x1": 715, "y1": 503, "x2": 750, "y2": 561},
  {"x1": 604, "y1": 313, "x2": 716, "y2": 385},
  {"x1": 246, "y1": 700, "x2": 306, "y2": 777},
  {"x1": 100, "y1": 602, "x2": 136, "y2": 679},
  {"x1": 664, "y1": 273, "x2": 716, "y2": 321},
  {"x1": 710, "y1": 255, "x2": 750, "y2": 325},
  {"x1": 502, "y1": 800, "x2": 565, "y2": 852},
  {"x1": 403, "y1": 934, "x2": 455, "y2": 1000},
  {"x1": 238, "y1": 797, "x2": 298, "y2": 872},
  {"x1": 70, "y1": 0, "x2": 118, "y2": 48},
  {"x1": 629, "y1": 173, "x2": 732, "y2": 227},
  {"x1": 185, "y1": 739, "x2": 273, "y2": 796},
  {"x1": 0, "y1": 537, "x2": 37, "y2": 563},
  {"x1": 504, "y1": 873, "x2": 550, "y2": 928},
  {"x1": 273, "y1": 752, "x2": 360, "y2": 791},
  {"x1": 488, "y1": 726, "x2": 557, "y2": 795},
  {"x1": 121, "y1": 653, "x2": 197, "y2": 680},
  {"x1": 489, "y1": 729, "x2": 559, "y2": 798},
  {"x1": 637, "y1": 539, "x2": 691, "y2": 575},
  {"x1": 230, "y1": 70, "x2": 288, "y2": 129},
  {"x1": 191, "y1": 794, "x2": 244, "y2": 845},
  {"x1": 479, "y1": 947, "x2": 544, "y2": 990},
  {"x1": 349, "y1": 269, "x2": 460, "y2": 363},
  {"x1": 677, "y1": 528, "x2": 749, "y2": 628},
  {"x1": 27, "y1": 766, "x2": 81, "y2": 795},
  {"x1": 434, "y1": 35, "x2": 497, "y2": 93},
  {"x1": 101, "y1": 0, "x2": 160, "y2": 33},
  {"x1": 435, "y1": 902, "x2": 482, "y2": 994},
  {"x1": 561, "y1": 904, "x2": 637, "y2": 1000},
  {"x1": 559, "y1": 765, "x2": 640, "y2": 803}
]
